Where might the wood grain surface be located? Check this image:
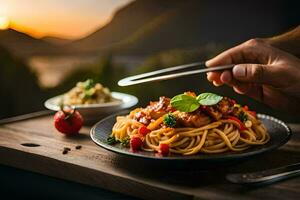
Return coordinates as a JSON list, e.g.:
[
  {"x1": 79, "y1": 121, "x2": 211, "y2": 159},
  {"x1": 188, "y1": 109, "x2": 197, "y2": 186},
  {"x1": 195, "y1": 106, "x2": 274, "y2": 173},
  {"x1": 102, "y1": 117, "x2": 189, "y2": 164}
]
[{"x1": 0, "y1": 115, "x2": 300, "y2": 200}]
